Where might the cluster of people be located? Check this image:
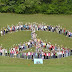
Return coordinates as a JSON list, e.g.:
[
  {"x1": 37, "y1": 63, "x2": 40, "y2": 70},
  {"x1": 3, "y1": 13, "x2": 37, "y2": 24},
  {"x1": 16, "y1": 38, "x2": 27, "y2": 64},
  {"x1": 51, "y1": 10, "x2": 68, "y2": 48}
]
[
  {"x1": 0, "y1": 22, "x2": 72, "y2": 60},
  {"x1": 0, "y1": 39, "x2": 35, "y2": 58},
  {"x1": 0, "y1": 45, "x2": 8, "y2": 56},
  {"x1": 0, "y1": 22, "x2": 72, "y2": 38},
  {"x1": 0, "y1": 35, "x2": 72, "y2": 59},
  {"x1": 16, "y1": 48, "x2": 72, "y2": 59},
  {"x1": 0, "y1": 44, "x2": 72, "y2": 59},
  {"x1": 37, "y1": 24, "x2": 72, "y2": 37}
]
